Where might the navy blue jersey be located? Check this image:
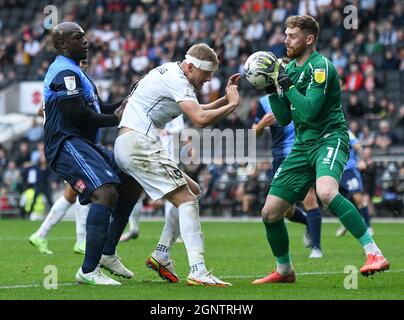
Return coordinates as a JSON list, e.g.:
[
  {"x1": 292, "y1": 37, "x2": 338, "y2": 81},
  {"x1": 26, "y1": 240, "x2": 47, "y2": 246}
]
[
  {"x1": 43, "y1": 55, "x2": 101, "y2": 166},
  {"x1": 256, "y1": 95, "x2": 295, "y2": 159}
]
